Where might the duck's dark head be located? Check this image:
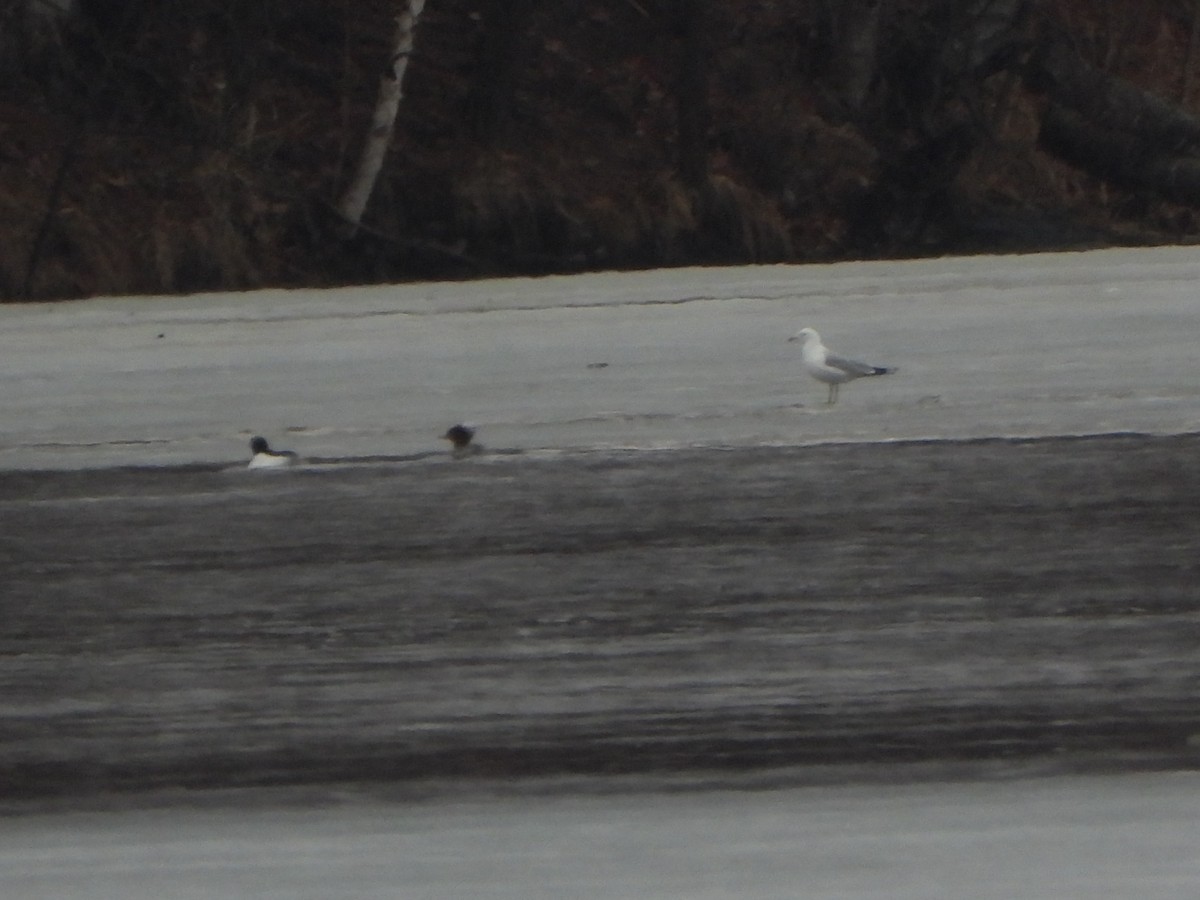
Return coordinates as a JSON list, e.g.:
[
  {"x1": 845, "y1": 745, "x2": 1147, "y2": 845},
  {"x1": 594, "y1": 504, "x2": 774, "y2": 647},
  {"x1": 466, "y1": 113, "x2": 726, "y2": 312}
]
[
  {"x1": 442, "y1": 424, "x2": 475, "y2": 449},
  {"x1": 250, "y1": 436, "x2": 270, "y2": 454}
]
